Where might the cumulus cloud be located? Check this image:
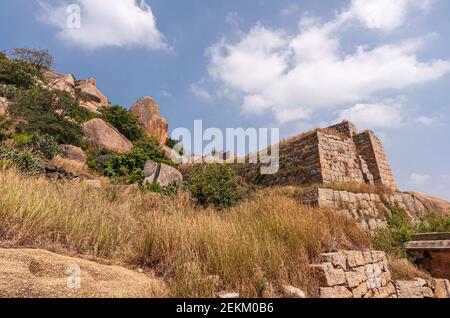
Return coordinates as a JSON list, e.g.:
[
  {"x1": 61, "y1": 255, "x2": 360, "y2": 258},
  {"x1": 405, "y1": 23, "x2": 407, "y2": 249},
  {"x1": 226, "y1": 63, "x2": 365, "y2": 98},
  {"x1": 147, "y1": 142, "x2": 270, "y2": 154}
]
[
  {"x1": 408, "y1": 173, "x2": 432, "y2": 185},
  {"x1": 336, "y1": 100, "x2": 404, "y2": 129},
  {"x1": 344, "y1": 0, "x2": 432, "y2": 31},
  {"x1": 197, "y1": 0, "x2": 450, "y2": 125},
  {"x1": 38, "y1": 0, "x2": 168, "y2": 50}
]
